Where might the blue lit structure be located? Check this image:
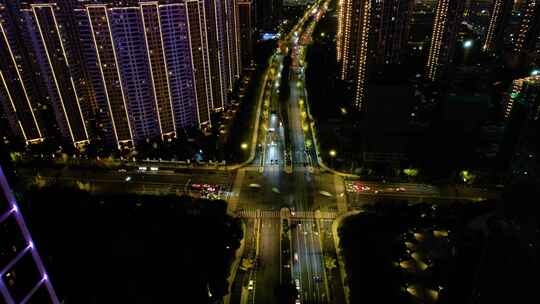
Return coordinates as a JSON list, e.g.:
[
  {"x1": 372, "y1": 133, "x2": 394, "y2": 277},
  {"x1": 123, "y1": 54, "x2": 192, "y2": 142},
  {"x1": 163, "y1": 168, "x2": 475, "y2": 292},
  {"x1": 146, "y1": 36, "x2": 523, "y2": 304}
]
[{"x1": 0, "y1": 165, "x2": 59, "y2": 303}]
